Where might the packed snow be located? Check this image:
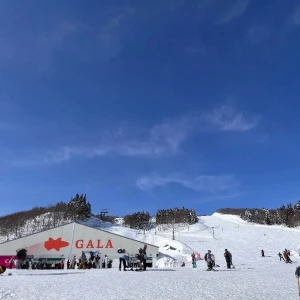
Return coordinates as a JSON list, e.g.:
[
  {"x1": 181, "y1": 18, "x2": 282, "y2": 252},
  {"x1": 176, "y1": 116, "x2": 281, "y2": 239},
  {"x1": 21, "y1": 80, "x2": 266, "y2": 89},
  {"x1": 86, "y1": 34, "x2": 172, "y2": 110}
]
[{"x1": 1, "y1": 213, "x2": 300, "y2": 300}]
